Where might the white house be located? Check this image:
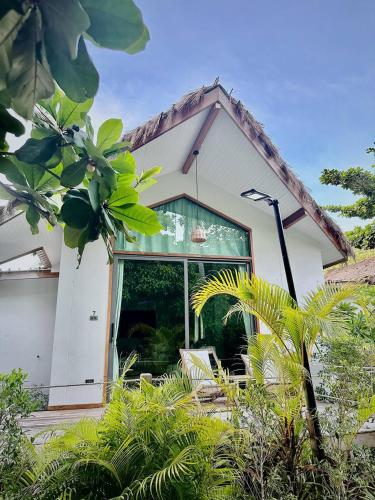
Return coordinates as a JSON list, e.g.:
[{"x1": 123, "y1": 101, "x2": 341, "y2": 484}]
[{"x1": 0, "y1": 83, "x2": 352, "y2": 410}]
